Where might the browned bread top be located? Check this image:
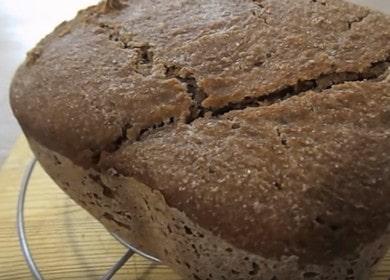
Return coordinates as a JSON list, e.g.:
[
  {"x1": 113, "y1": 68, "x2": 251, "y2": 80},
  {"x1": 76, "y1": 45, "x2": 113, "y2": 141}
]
[{"x1": 10, "y1": 0, "x2": 390, "y2": 265}]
